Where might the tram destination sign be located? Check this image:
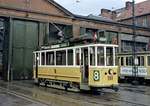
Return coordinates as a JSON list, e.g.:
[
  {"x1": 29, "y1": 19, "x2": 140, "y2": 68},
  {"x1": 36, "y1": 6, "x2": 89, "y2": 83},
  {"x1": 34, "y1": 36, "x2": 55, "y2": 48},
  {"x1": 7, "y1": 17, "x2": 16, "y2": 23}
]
[
  {"x1": 41, "y1": 42, "x2": 69, "y2": 50},
  {"x1": 120, "y1": 68, "x2": 147, "y2": 76}
]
